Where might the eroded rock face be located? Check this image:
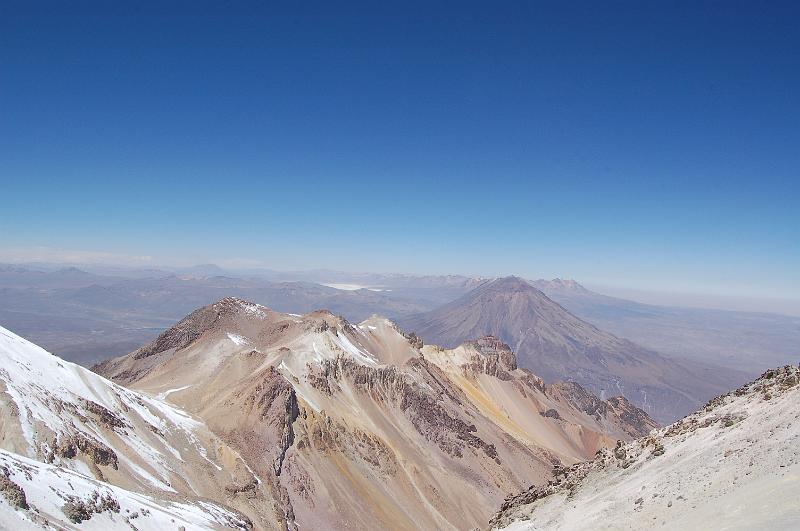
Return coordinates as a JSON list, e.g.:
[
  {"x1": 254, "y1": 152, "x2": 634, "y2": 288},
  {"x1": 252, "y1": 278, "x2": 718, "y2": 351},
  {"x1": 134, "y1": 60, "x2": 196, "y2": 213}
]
[
  {"x1": 606, "y1": 396, "x2": 658, "y2": 438},
  {"x1": 468, "y1": 336, "x2": 517, "y2": 370},
  {"x1": 548, "y1": 381, "x2": 609, "y2": 421},
  {"x1": 297, "y1": 413, "x2": 398, "y2": 478},
  {"x1": 61, "y1": 490, "x2": 121, "y2": 524},
  {"x1": 462, "y1": 336, "x2": 517, "y2": 380},
  {"x1": 79, "y1": 399, "x2": 128, "y2": 430},
  {"x1": 55, "y1": 433, "x2": 118, "y2": 469},
  {"x1": 0, "y1": 466, "x2": 27, "y2": 510},
  {"x1": 545, "y1": 381, "x2": 658, "y2": 438},
  {"x1": 218, "y1": 365, "x2": 303, "y2": 529},
  {"x1": 403, "y1": 331, "x2": 424, "y2": 349},
  {"x1": 307, "y1": 356, "x2": 499, "y2": 460},
  {"x1": 540, "y1": 409, "x2": 560, "y2": 420},
  {"x1": 241, "y1": 366, "x2": 301, "y2": 477}
]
